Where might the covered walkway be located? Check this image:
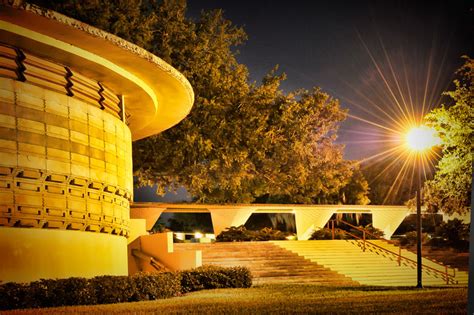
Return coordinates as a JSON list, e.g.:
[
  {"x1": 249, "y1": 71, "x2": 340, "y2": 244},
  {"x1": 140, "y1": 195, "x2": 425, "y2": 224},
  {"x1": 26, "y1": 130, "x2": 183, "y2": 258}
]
[{"x1": 131, "y1": 203, "x2": 415, "y2": 240}]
